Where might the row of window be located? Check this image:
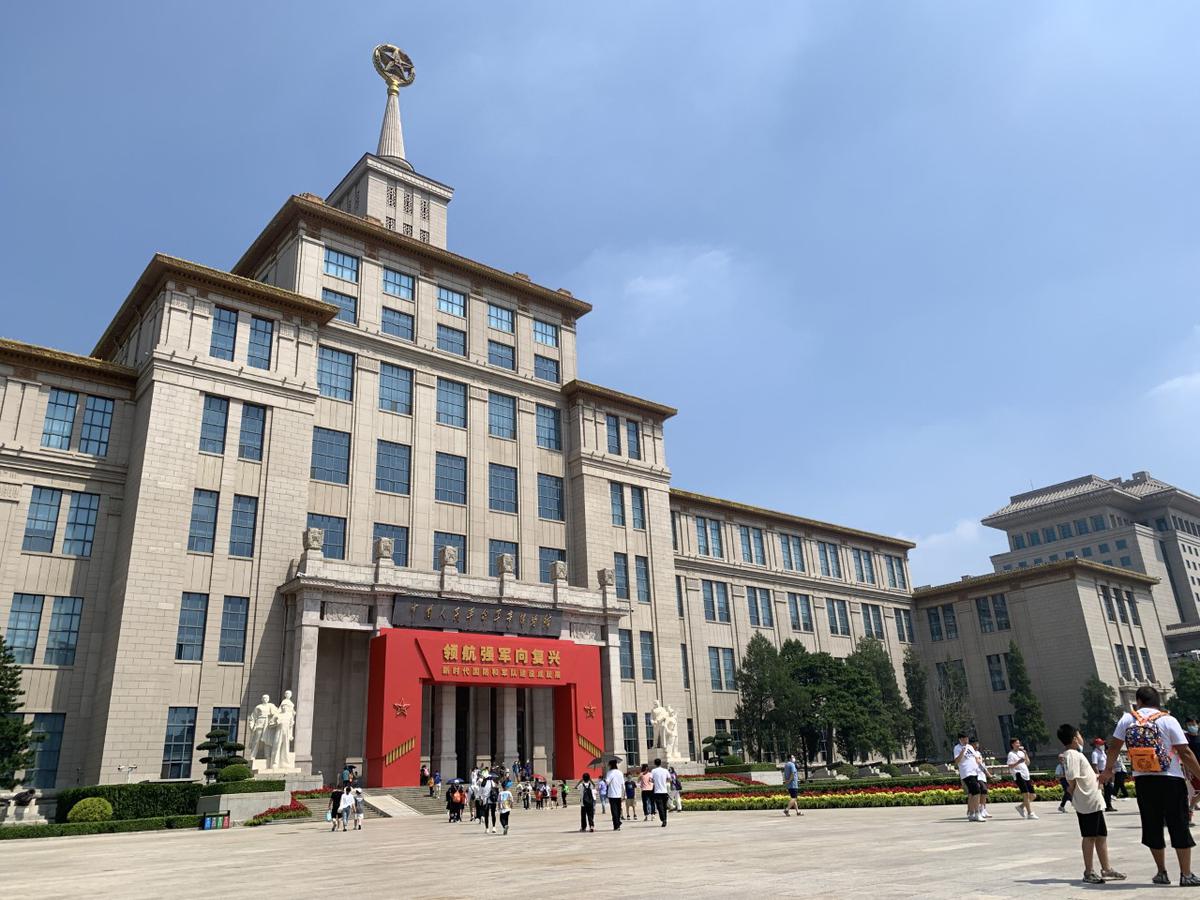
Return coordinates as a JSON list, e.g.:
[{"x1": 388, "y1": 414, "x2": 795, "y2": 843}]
[
  {"x1": 612, "y1": 553, "x2": 651, "y2": 602},
  {"x1": 41, "y1": 389, "x2": 115, "y2": 457},
  {"x1": 161, "y1": 706, "x2": 242, "y2": 779},
  {"x1": 617, "y1": 629, "x2": 660, "y2": 681},
  {"x1": 5, "y1": 595, "x2": 83, "y2": 665},
  {"x1": 1002, "y1": 541, "x2": 1133, "y2": 571},
  {"x1": 1100, "y1": 586, "x2": 1142, "y2": 627},
  {"x1": 209, "y1": 306, "x2": 275, "y2": 370},
  {"x1": 1010, "y1": 515, "x2": 1109, "y2": 550},
  {"x1": 1168, "y1": 515, "x2": 1200, "y2": 538},
  {"x1": 186, "y1": 491, "x2": 258, "y2": 557},
  {"x1": 174, "y1": 593, "x2": 249, "y2": 663},
  {"x1": 605, "y1": 414, "x2": 642, "y2": 460},
  {"x1": 609, "y1": 482, "x2": 647, "y2": 529},
  {"x1": 927, "y1": 594, "x2": 1011, "y2": 642},
  {"x1": 21, "y1": 487, "x2": 100, "y2": 557},
  {"x1": 1114, "y1": 644, "x2": 1157, "y2": 682}
]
